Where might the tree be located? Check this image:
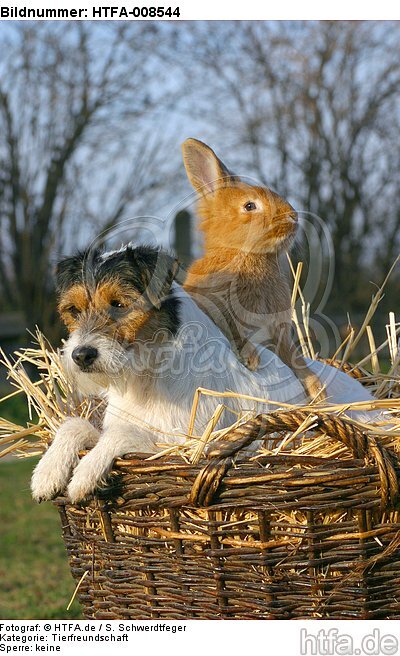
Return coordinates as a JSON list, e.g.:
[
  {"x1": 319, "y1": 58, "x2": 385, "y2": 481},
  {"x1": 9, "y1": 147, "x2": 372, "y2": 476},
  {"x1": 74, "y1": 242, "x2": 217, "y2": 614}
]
[{"x1": 0, "y1": 23, "x2": 177, "y2": 340}]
